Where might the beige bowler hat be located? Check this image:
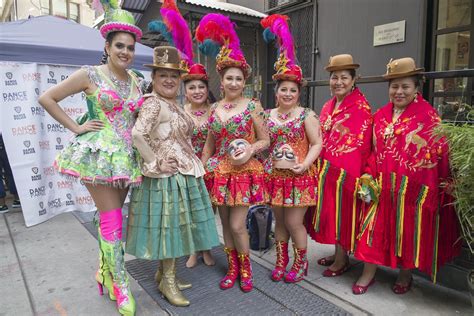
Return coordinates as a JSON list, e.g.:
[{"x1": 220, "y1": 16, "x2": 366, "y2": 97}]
[
  {"x1": 144, "y1": 46, "x2": 188, "y2": 73},
  {"x1": 383, "y1": 57, "x2": 424, "y2": 79},
  {"x1": 325, "y1": 54, "x2": 360, "y2": 72}
]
